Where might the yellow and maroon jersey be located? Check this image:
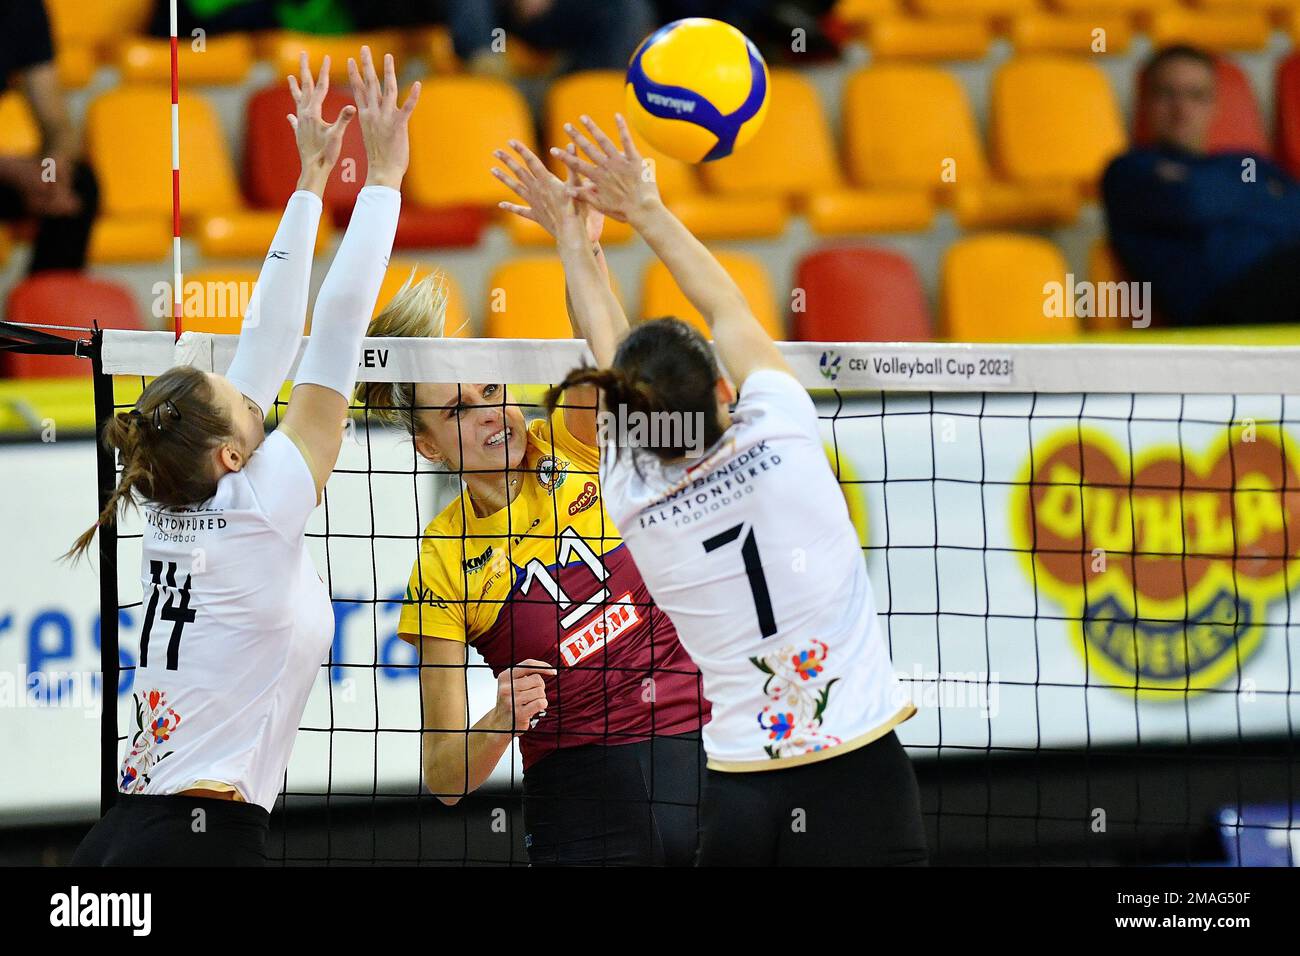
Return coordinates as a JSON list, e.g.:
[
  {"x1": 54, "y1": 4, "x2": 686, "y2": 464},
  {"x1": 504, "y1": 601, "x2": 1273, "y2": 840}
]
[{"x1": 398, "y1": 403, "x2": 707, "y2": 768}]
